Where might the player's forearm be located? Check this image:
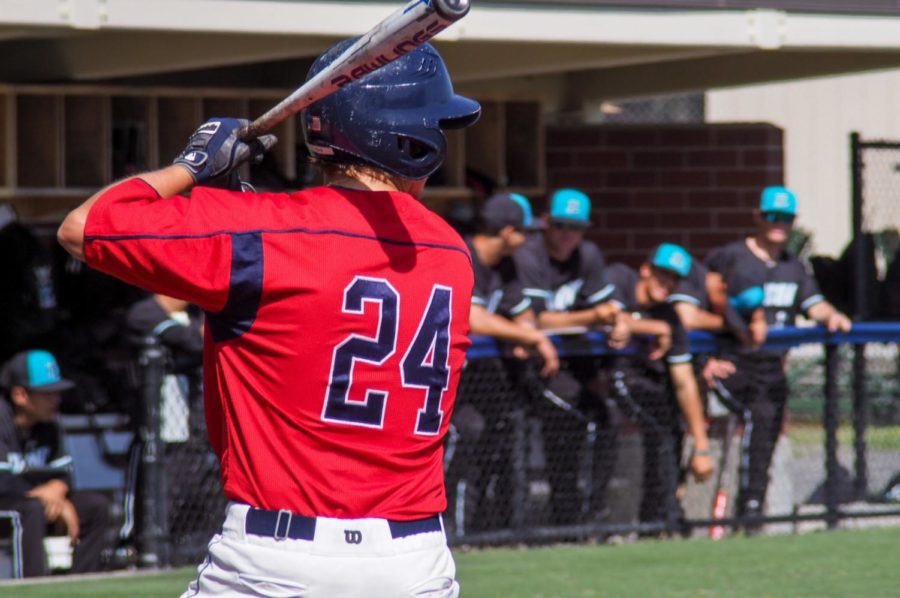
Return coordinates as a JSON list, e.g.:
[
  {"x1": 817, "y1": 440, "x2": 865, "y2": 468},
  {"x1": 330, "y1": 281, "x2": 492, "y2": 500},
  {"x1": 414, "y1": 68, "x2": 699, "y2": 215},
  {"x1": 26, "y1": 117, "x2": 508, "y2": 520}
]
[
  {"x1": 470, "y1": 306, "x2": 543, "y2": 346},
  {"x1": 537, "y1": 303, "x2": 615, "y2": 330},
  {"x1": 807, "y1": 301, "x2": 841, "y2": 324},
  {"x1": 669, "y1": 363, "x2": 710, "y2": 451},
  {"x1": 626, "y1": 317, "x2": 670, "y2": 338},
  {"x1": 674, "y1": 303, "x2": 724, "y2": 332},
  {"x1": 58, "y1": 165, "x2": 195, "y2": 261}
]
